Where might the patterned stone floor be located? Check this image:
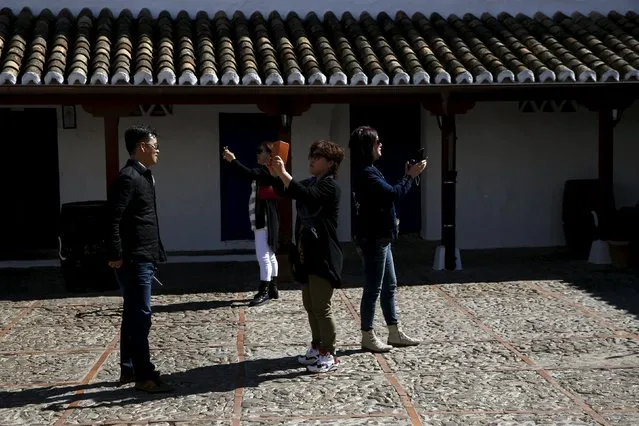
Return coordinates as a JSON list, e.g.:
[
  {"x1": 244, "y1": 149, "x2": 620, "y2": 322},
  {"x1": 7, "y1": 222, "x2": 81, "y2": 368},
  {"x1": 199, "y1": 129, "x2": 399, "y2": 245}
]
[{"x1": 1, "y1": 243, "x2": 639, "y2": 425}]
